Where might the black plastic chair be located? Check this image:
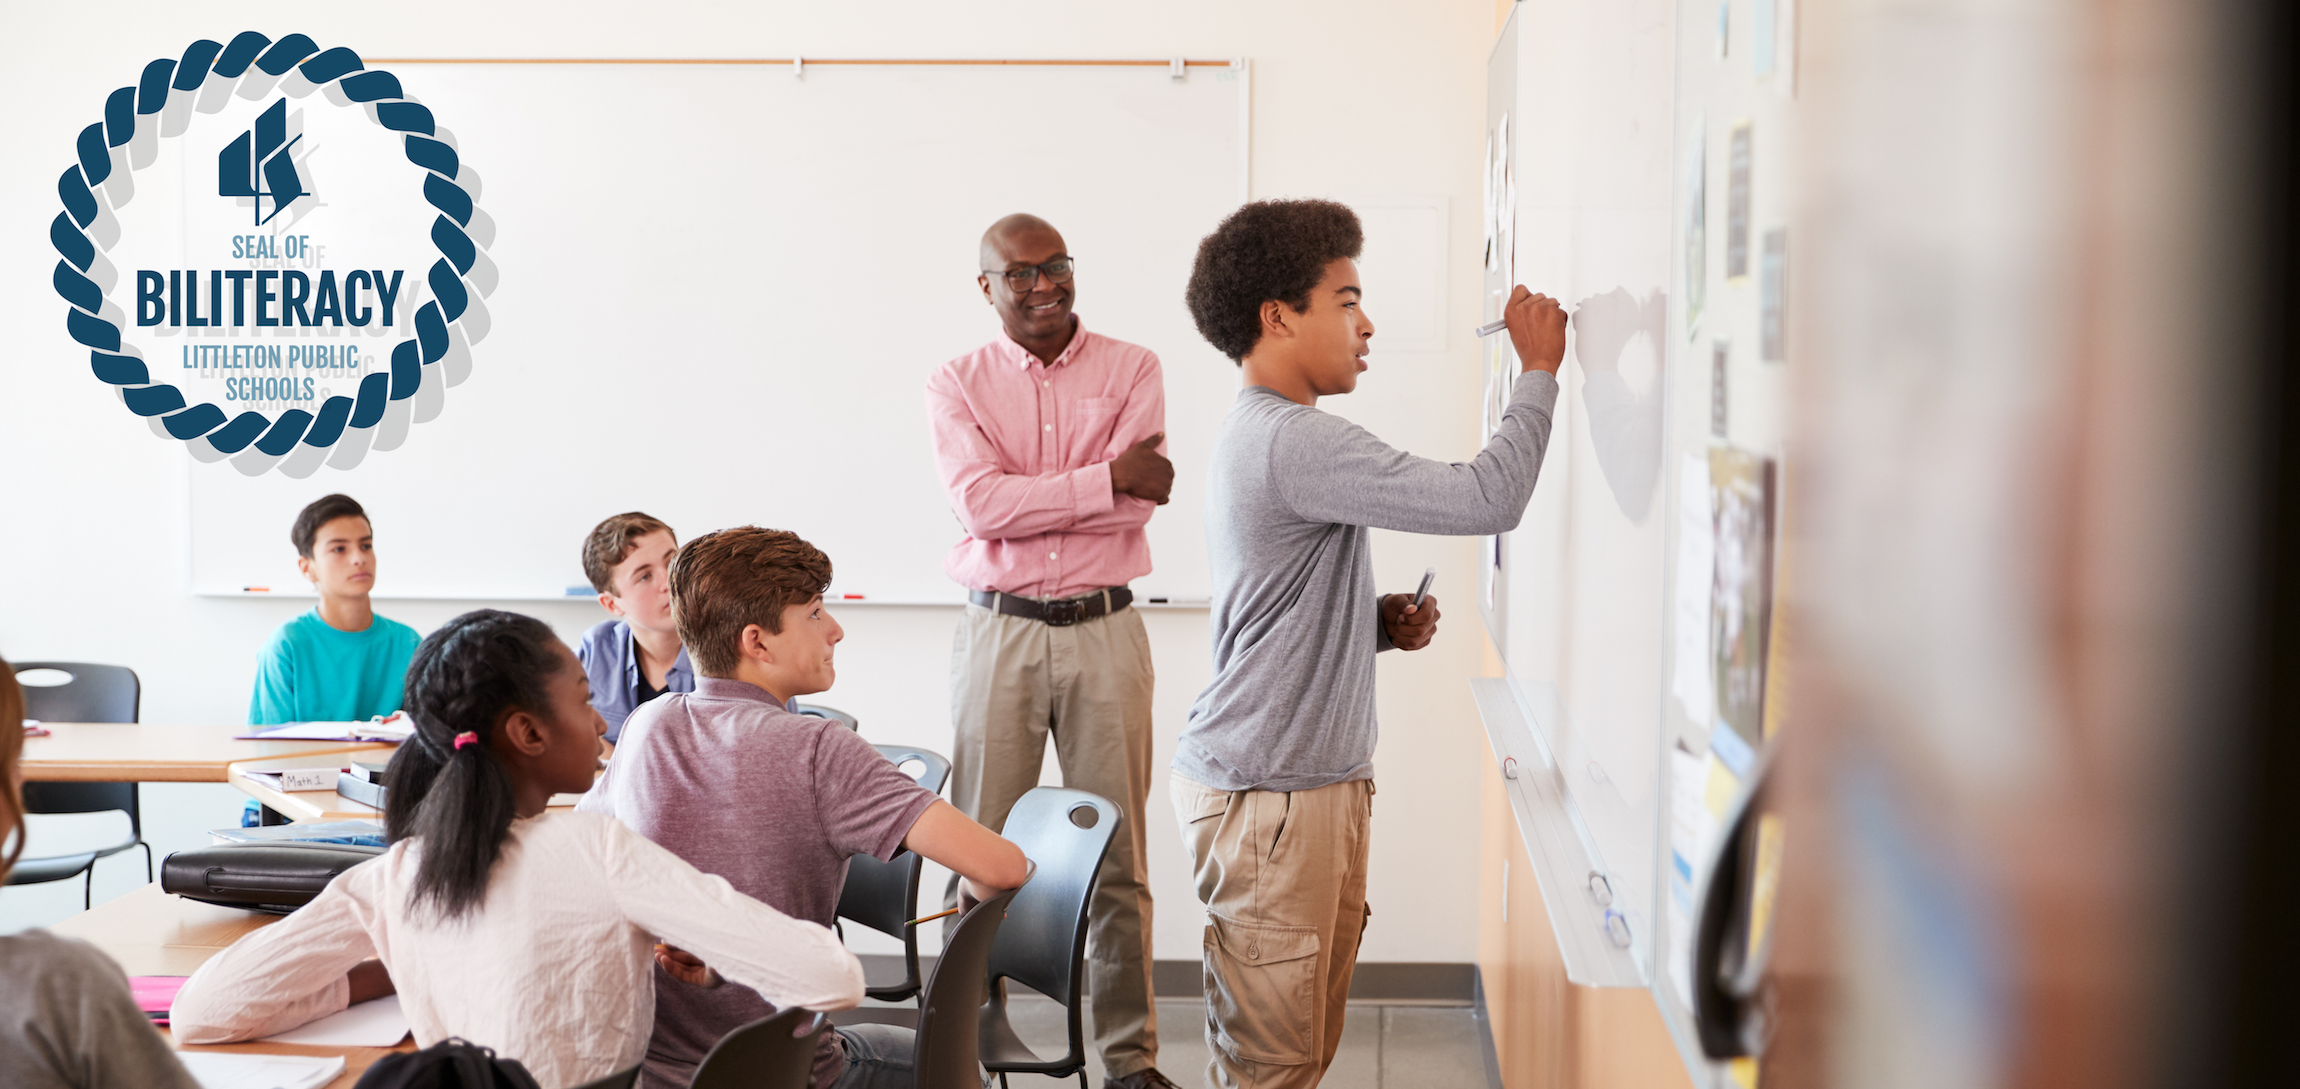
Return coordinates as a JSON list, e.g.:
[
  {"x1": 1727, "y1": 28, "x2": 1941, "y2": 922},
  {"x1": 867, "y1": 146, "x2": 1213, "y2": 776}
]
[
  {"x1": 8, "y1": 662, "x2": 148, "y2": 908},
  {"x1": 565, "y1": 1064, "x2": 642, "y2": 1089},
  {"x1": 978, "y1": 787, "x2": 1120, "y2": 1089},
  {"x1": 836, "y1": 744, "x2": 953, "y2": 1002},
  {"x1": 793, "y1": 703, "x2": 860, "y2": 732},
  {"x1": 691, "y1": 1007, "x2": 828, "y2": 1089},
  {"x1": 833, "y1": 887, "x2": 1017, "y2": 1089}
]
